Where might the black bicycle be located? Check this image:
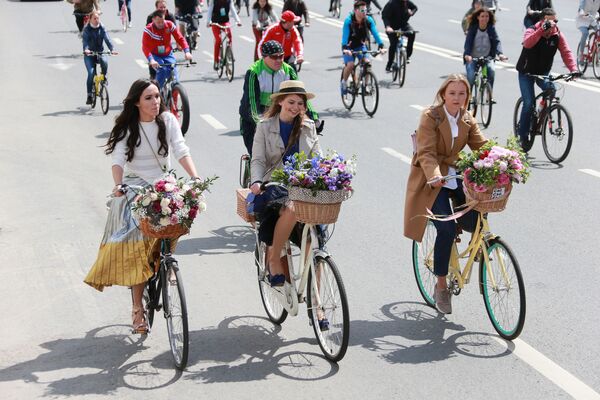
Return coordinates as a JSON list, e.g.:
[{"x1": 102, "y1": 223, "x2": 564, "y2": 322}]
[
  {"x1": 512, "y1": 72, "x2": 579, "y2": 163},
  {"x1": 341, "y1": 50, "x2": 382, "y2": 117},
  {"x1": 176, "y1": 13, "x2": 203, "y2": 52},
  {"x1": 156, "y1": 60, "x2": 195, "y2": 135},
  {"x1": 468, "y1": 56, "x2": 495, "y2": 128},
  {"x1": 390, "y1": 30, "x2": 418, "y2": 88}
]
